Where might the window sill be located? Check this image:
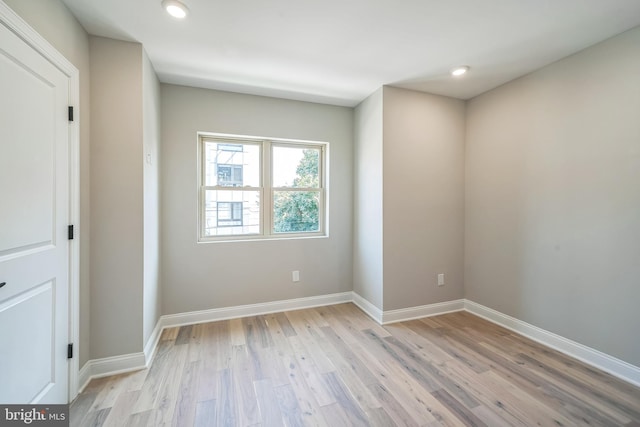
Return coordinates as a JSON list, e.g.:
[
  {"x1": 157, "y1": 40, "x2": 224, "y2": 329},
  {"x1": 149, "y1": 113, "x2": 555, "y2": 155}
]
[{"x1": 197, "y1": 233, "x2": 328, "y2": 244}]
